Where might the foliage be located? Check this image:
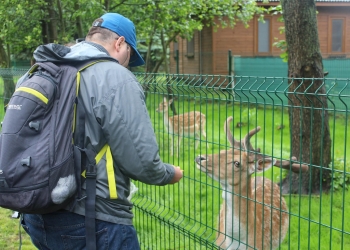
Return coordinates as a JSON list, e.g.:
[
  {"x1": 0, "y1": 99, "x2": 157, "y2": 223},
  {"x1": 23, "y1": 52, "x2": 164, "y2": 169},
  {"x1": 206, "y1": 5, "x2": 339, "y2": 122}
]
[
  {"x1": 0, "y1": 208, "x2": 34, "y2": 249},
  {"x1": 1, "y1": 0, "x2": 266, "y2": 72},
  {"x1": 269, "y1": 4, "x2": 288, "y2": 62},
  {"x1": 0, "y1": 0, "x2": 46, "y2": 62},
  {"x1": 0, "y1": 0, "x2": 103, "y2": 65},
  {"x1": 240, "y1": 107, "x2": 257, "y2": 125},
  {"x1": 330, "y1": 158, "x2": 350, "y2": 192}
]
